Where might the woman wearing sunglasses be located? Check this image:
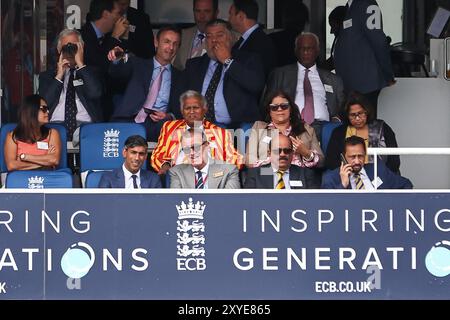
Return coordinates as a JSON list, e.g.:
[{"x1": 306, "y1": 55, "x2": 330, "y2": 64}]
[
  {"x1": 246, "y1": 90, "x2": 324, "y2": 168},
  {"x1": 4, "y1": 94, "x2": 61, "y2": 171},
  {"x1": 325, "y1": 91, "x2": 399, "y2": 173}
]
